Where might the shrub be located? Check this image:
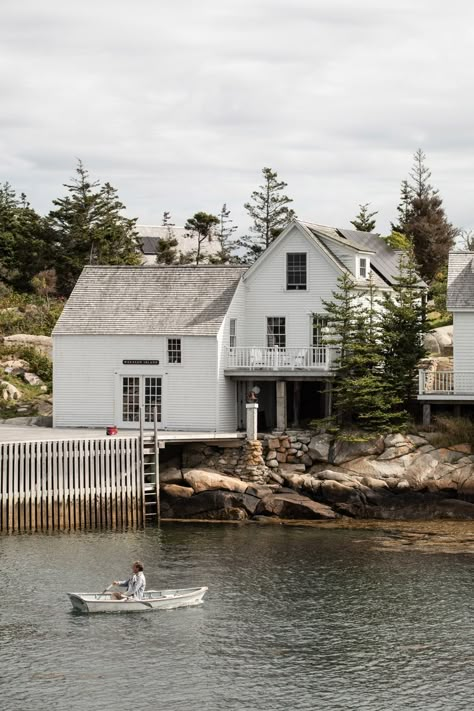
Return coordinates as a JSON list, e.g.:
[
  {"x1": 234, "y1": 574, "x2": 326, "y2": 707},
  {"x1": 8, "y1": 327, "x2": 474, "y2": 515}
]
[{"x1": 428, "y1": 416, "x2": 474, "y2": 448}]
